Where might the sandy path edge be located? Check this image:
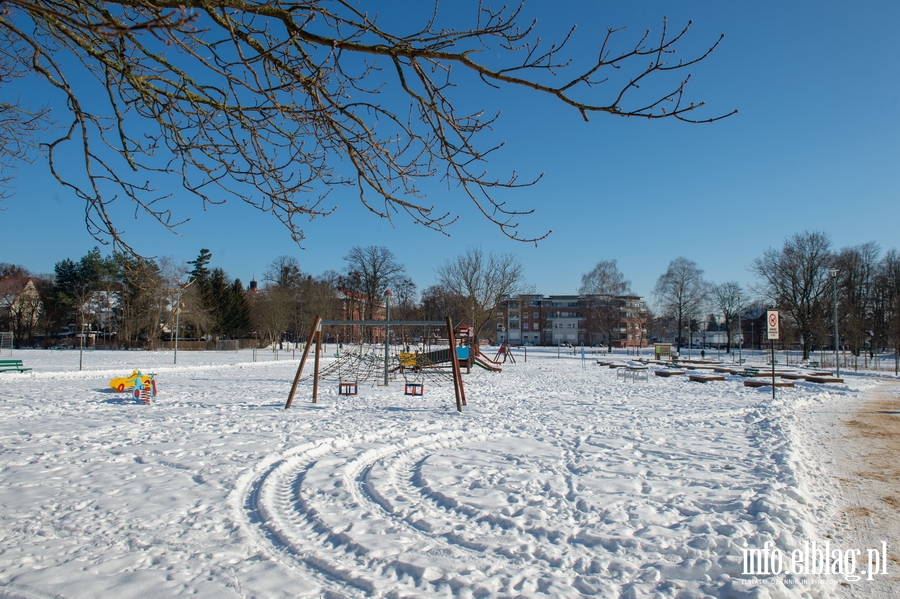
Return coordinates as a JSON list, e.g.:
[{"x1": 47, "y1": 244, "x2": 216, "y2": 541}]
[{"x1": 826, "y1": 380, "x2": 900, "y2": 598}]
